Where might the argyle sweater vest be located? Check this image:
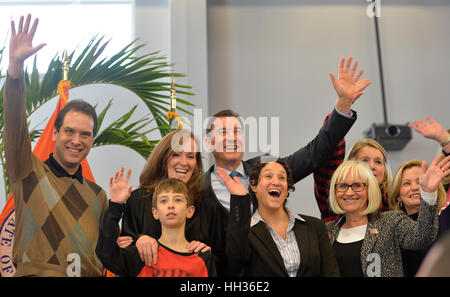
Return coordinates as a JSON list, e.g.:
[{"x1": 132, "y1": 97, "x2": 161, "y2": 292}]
[
  {"x1": 12, "y1": 154, "x2": 108, "y2": 276},
  {"x1": 4, "y1": 75, "x2": 107, "y2": 276}
]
